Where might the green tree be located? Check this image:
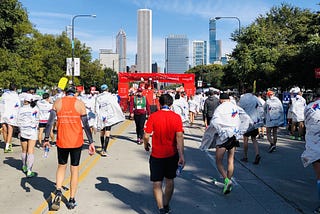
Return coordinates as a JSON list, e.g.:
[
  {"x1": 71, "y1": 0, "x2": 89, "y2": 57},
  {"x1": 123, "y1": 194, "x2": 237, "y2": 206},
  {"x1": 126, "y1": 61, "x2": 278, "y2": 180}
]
[
  {"x1": 186, "y1": 64, "x2": 224, "y2": 88},
  {"x1": 0, "y1": 0, "x2": 34, "y2": 87},
  {"x1": 230, "y1": 4, "x2": 319, "y2": 91}
]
